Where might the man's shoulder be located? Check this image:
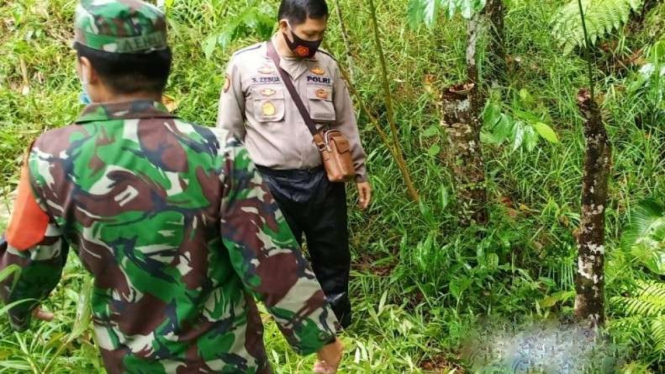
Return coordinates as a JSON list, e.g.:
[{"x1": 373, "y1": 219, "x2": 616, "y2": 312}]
[
  {"x1": 34, "y1": 124, "x2": 86, "y2": 148},
  {"x1": 314, "y1": 48, "x2": 339, "y2": 66},
  {"x1": 174, "y1": 120, "x2": 233, "y2": 146},
  {"x1": 183, "y1": 123, "x2": 244, "y2": 154},
  {"x1": 230, "y1": 42, "x2": 264, "y2": 62}
]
